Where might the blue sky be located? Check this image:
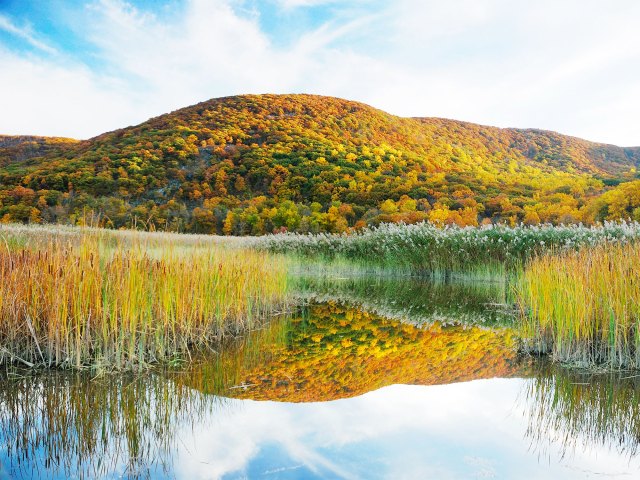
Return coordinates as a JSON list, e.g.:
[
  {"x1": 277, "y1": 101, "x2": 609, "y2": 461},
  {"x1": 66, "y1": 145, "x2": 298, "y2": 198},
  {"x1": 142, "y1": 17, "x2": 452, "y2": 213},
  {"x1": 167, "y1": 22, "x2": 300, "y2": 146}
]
[{"x1": 1, "y1": 0, "x2": 640, "y2": 145}]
